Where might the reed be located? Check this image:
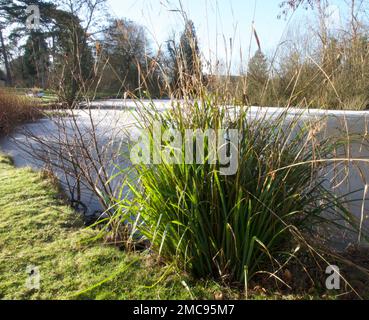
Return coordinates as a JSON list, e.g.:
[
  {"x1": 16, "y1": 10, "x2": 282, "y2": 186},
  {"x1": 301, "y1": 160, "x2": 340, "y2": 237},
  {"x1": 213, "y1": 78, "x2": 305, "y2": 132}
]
[
  {"x1": 0, "y1": 89, "x2": 41, "y2": 135},
  {"x1": 114, "y1": 95, "x2": 363, "y2": 283}
]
